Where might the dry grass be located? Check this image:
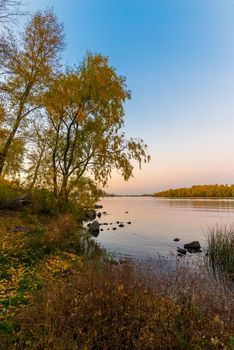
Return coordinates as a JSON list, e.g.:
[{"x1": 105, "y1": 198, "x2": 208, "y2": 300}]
[
  {"x1": 41, "y1": 213, "x2": 77, "y2": 248},
  {"x1": 3, "y1": 259, "x2": 234, "y2": 350}
]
